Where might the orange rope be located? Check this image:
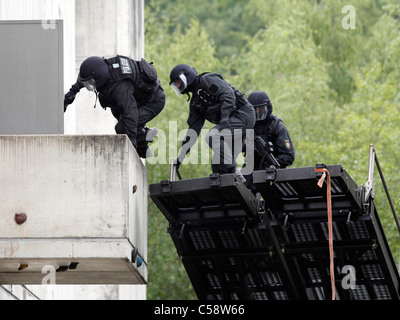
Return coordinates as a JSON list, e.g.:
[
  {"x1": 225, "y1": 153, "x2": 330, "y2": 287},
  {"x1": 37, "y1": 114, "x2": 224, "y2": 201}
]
[{"x1": 316, "y1": 168, "x2": 335, "y2": 300}]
